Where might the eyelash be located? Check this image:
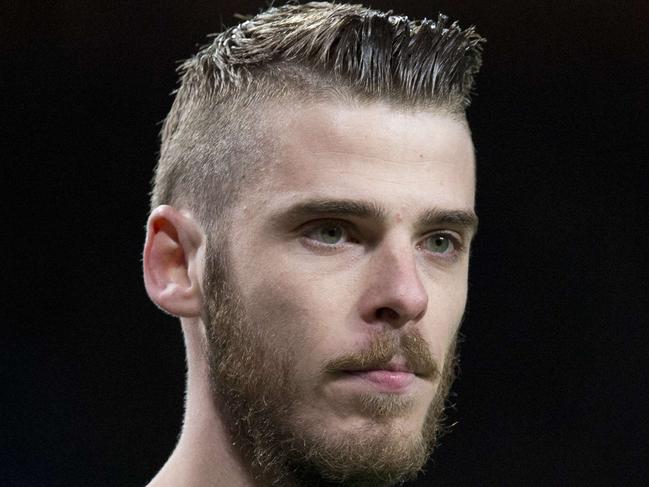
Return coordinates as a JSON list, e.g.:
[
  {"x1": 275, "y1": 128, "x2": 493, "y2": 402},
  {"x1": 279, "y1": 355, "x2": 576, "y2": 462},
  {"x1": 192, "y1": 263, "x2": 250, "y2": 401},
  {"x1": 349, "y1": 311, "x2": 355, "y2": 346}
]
[
  {"x1": 300, "y1": 220, "x2": 357, "y2": 251},
  {"x1": 299, "y1": 220, "x2": 465, "y2": 260},
  {"x1": 417, "y1": 232, "x2": 464, "y2": 261}
]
